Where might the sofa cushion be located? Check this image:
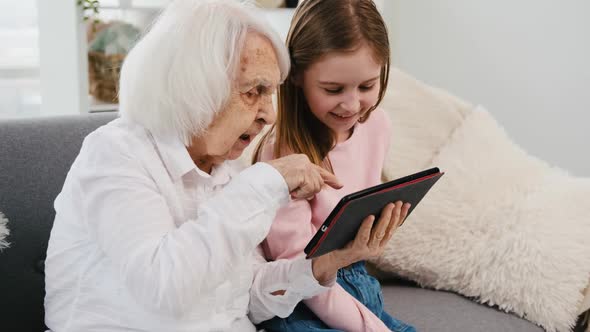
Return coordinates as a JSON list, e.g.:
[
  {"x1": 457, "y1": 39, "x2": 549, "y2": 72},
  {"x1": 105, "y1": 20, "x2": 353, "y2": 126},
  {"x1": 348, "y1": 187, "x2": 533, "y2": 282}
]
[
  {"x1": 375, "y1": 105, "x2": 590, "y2": 332},
  {"x1": 0, "y1": 113, "x2": 117, "y2": 332},
  {"x1": 381, "y1": 283, "x2": 543, "y2": 332}
]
